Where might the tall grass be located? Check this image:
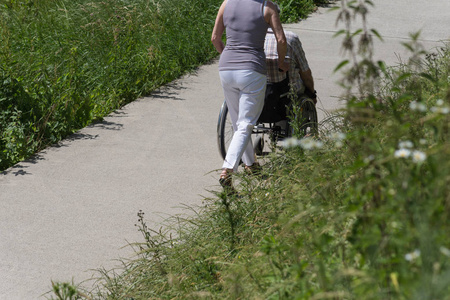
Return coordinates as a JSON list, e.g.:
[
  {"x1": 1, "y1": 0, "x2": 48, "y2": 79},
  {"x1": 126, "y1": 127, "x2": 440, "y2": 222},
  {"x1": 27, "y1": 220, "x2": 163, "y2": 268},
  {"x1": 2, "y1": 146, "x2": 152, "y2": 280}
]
[
  {"x1": 0, "y1": 0, "x2": 221, "y2": 170},
  {"x1": 278, "y1": 0, "x2": 332, "y2": 22},
  {"x1": 47, "y1": 1, "x2": 449, "y2": 299}
]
